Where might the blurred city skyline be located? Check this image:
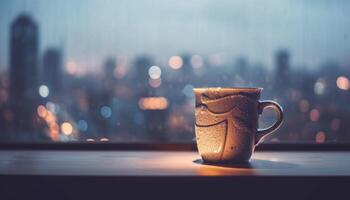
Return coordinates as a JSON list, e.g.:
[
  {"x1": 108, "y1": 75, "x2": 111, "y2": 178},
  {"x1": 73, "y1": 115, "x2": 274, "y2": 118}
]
[
  {"x1": 1, "y1": 0, "x2": 350, "y2": 72},
  {"x1": 1, "y1": 11, "x2": 350, "y2": 143}
]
